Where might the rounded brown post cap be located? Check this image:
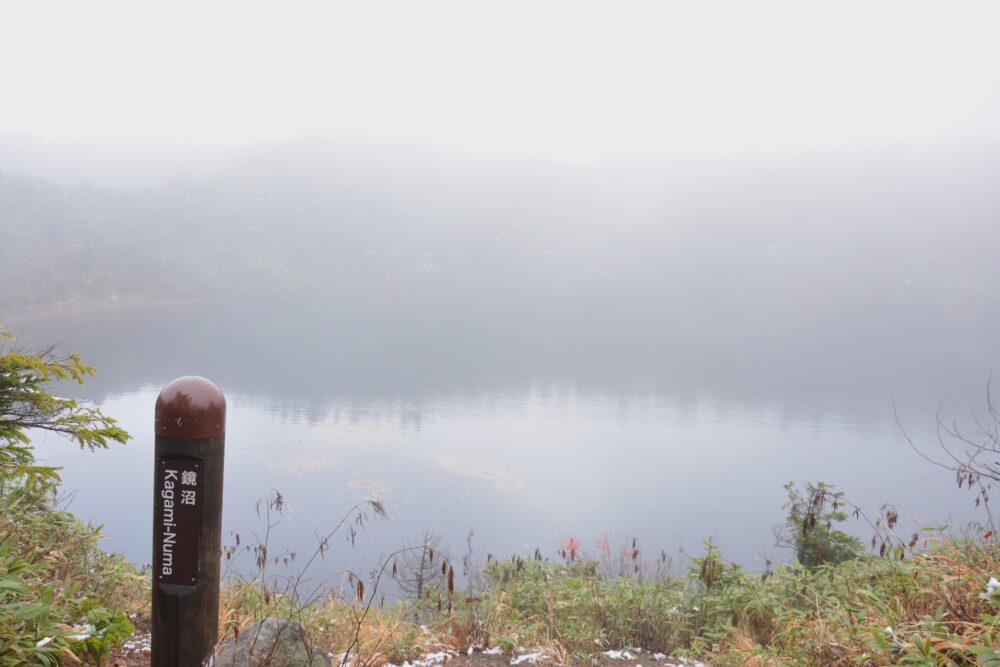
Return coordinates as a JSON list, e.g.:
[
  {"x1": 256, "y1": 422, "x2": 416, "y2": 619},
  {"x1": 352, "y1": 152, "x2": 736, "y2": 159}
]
[{"x1": 155, "y1": 376, "x2": 226, "y2": 439}]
